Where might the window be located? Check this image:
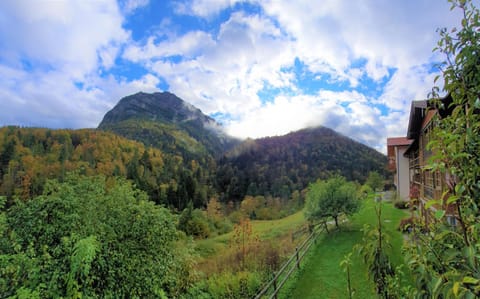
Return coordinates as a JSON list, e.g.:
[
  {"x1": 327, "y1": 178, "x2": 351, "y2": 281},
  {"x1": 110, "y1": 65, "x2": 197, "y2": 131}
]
[
  {"x1": 422, "y1": 121, "x2": 434, "y2": 162},
  {"x1": 424, "y1": 170, "x2": 434, "y2": 199},
  {"x1": 446, "y1": 215, "x2": 457, "y2": 227}
]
